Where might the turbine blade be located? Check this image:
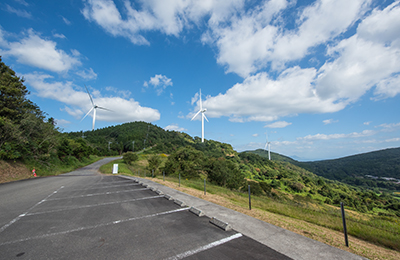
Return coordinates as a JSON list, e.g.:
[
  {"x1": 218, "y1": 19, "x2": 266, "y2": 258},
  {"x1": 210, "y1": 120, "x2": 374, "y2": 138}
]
[
  {"x1": 96, "y1": 106, "x2": 113, "y2": 112},
  {"x1": 81, "y1": 107, "x2": 94, "y2": 121},
  {"x1": 264, "y1": 142, "x2": 268, "y2": 150},
  {"x1": 84, "y1": 85, "x2": 95, "y2": 106},
  {"x1": 191, "y1": 110, "x2": 201, "y2": 121},
  {"x1": 203, "y1": 113, "x2": 209, "y2": 122}
]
